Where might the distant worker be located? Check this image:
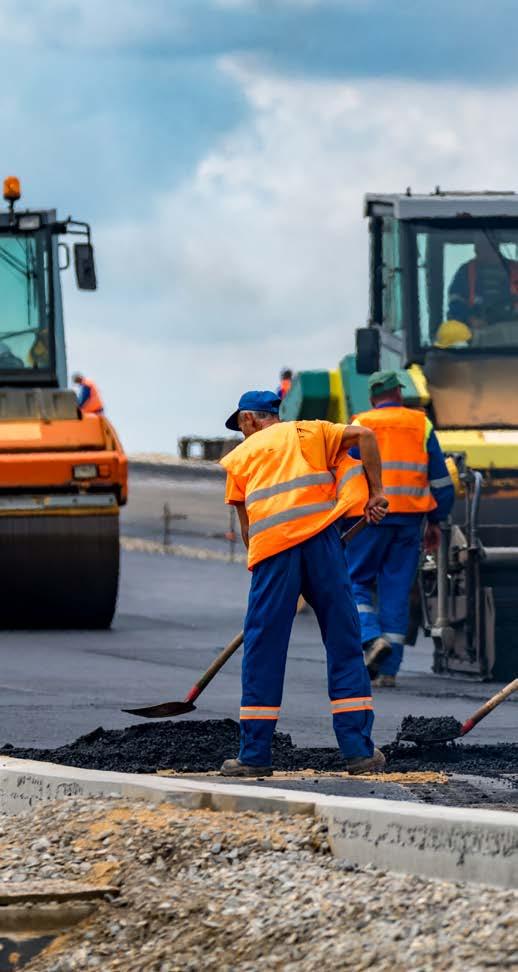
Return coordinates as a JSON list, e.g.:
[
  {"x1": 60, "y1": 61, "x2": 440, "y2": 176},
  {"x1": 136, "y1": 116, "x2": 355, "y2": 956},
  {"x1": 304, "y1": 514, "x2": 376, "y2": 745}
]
[
  {"x1": 219, "y1": 389, "x2": 388, "y2": 778},
  {"x1": 72, "y1": 372, "x2": 104, "y2": 415},
  {"x1": 277, "y1": 367, "x2": 293, "y2": 399},
  {"x1": 344, "y1": 371, "x2": 455, "y2": 688},
  {"x1": 448, "y1": 235, "x2": 518, "y2": 327}
]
